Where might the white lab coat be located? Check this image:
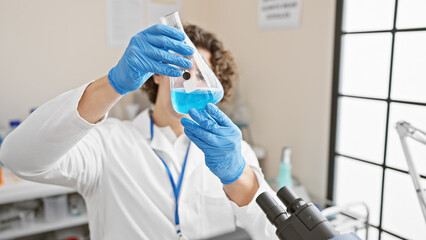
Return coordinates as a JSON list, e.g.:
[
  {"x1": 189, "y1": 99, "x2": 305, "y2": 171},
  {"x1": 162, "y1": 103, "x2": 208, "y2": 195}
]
[{"x1": 0, "y1": 83, "x2": 278, "y2": 240}]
